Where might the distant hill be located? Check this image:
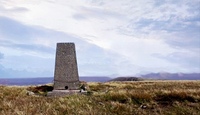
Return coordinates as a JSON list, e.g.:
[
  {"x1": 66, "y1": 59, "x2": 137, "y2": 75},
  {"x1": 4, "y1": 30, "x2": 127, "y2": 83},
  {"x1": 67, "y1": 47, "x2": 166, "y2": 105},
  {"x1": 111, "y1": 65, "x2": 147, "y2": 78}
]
[
  {"x1": 108, "y1": 73, "x2": 200, "y2": 81},
  {"x1": 109, "y1": 77, "x2": 143, "y2": 82},
  {"x1": 141, "y1": 73, "x2": 200, "y2": 80}
]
